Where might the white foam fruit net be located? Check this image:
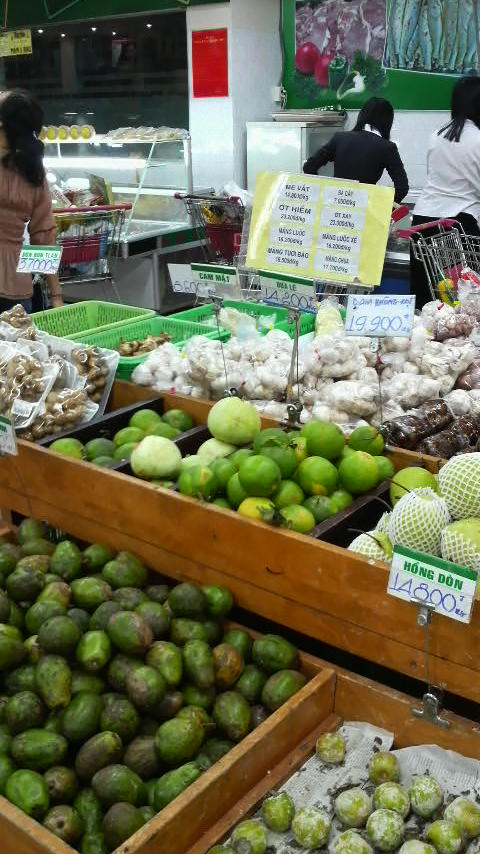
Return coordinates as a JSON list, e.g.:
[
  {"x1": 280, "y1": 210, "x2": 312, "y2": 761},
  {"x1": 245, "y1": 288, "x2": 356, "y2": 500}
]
[
  {"x1": 388, "y1": 487, "x2": 451, "y2": 556},
  {"x1": 438, "y1": 453, "x2": 480, "y2": 520},
  {"x1": 348, "y1": 533, "x2": 387, "y2": 560},
  {"x1": 440, "y1": 524, "x2": 480, "y2": 572}
]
